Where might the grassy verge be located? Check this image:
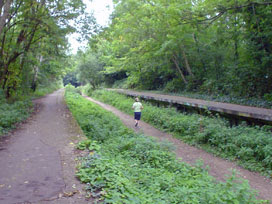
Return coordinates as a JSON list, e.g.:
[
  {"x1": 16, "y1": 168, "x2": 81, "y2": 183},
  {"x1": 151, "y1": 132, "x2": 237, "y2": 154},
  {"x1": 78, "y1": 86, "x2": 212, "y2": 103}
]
[
  {"x1": 0, "y1": 90, "x2": 33, "y2": 137},
  {"x1": 89, "y1": 89, "x2": 272, "y2": 178},
  {"x1": 0, "y1": 82, "x2": 62, "y2": 137},
  {"x1": 65, "y1": 87, "x2": 267, "y2": 203}
]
